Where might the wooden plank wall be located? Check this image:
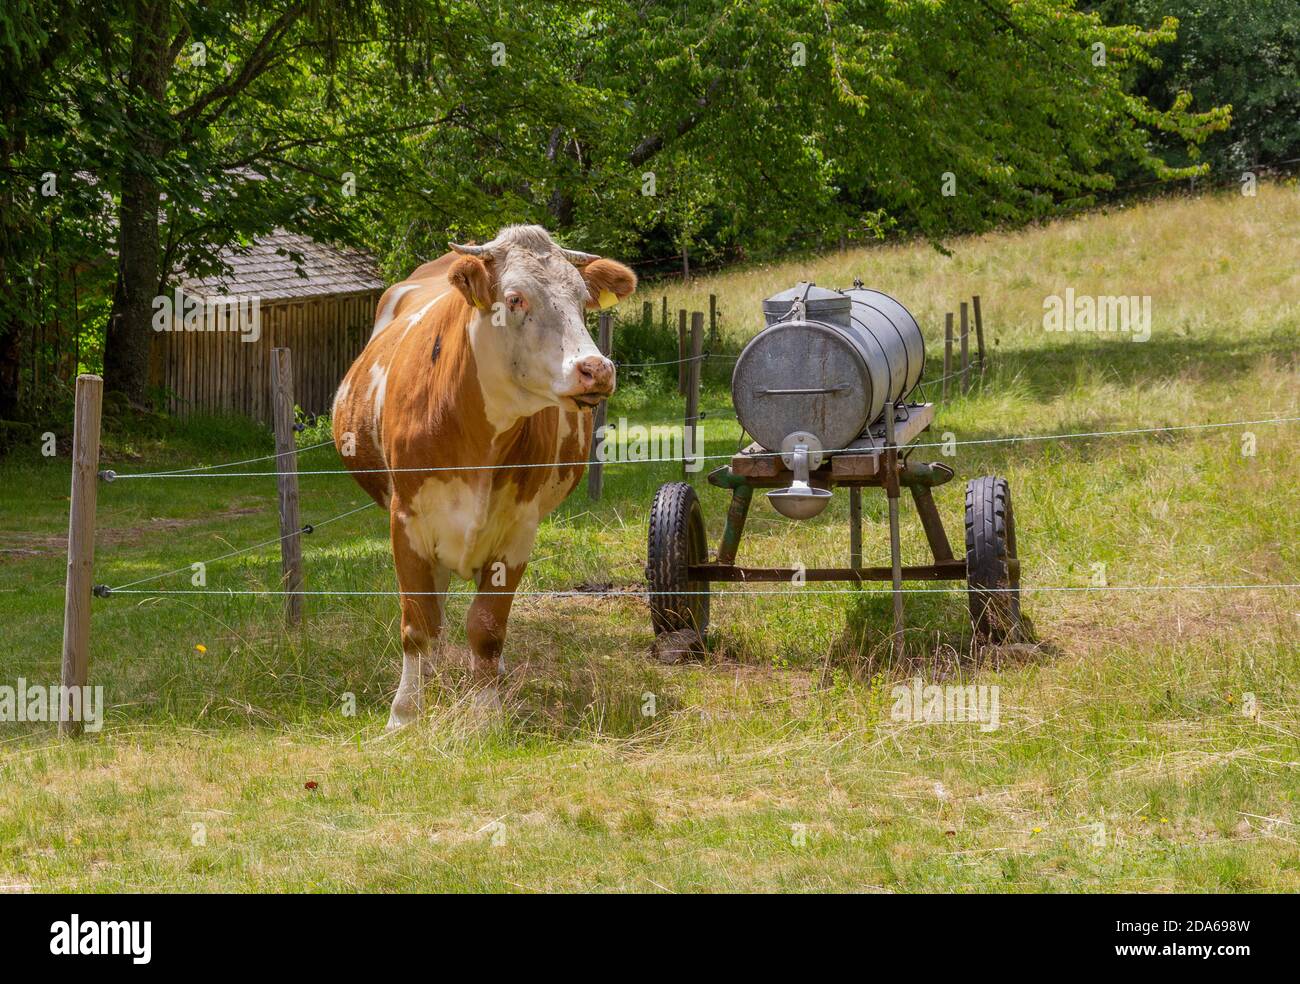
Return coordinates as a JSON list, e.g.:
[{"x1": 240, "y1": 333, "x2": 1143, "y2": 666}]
[{"x1": 152, "y1": 290, "x2": 380, "y2": 425}]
